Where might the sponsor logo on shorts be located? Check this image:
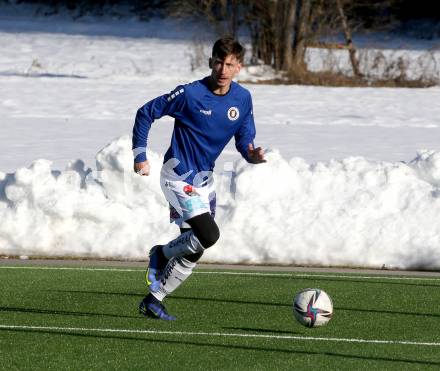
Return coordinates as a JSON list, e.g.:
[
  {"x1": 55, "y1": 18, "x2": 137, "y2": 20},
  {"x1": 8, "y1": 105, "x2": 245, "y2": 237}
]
[
  {"x1": 183, "y1": 185, "x2": 198, "y2": 196},
  {"x1": 227, "y1": 107, "x2": 239, "y2": 121}
]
